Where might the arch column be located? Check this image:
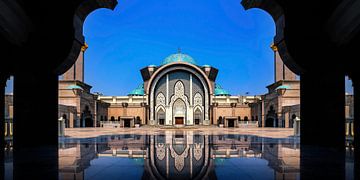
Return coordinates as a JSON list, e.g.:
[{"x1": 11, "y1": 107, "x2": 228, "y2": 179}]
[
  {"x1": 352, "y1": 76, "x2": 360, "y2": 180},
  {"x1": 13, "y1": 72, "x2": 58, "y2": 180},
  {"x1": 300, "y1": 69, "x2": 345, "y2": 179},
  {"x1": 0, "y1": 75, "x2": 7, "y2": 180}
]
